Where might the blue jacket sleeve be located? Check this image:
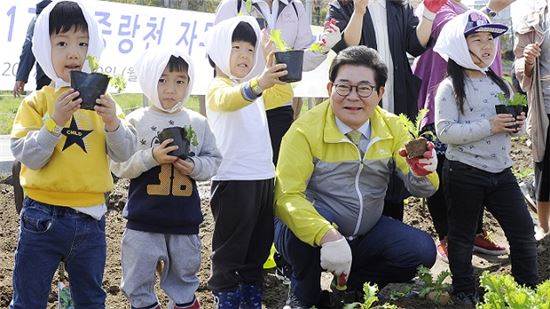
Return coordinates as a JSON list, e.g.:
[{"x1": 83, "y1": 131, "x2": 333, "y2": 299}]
[{"x1": 15, "y1": 17, "x2": 37, "y2": 82}]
